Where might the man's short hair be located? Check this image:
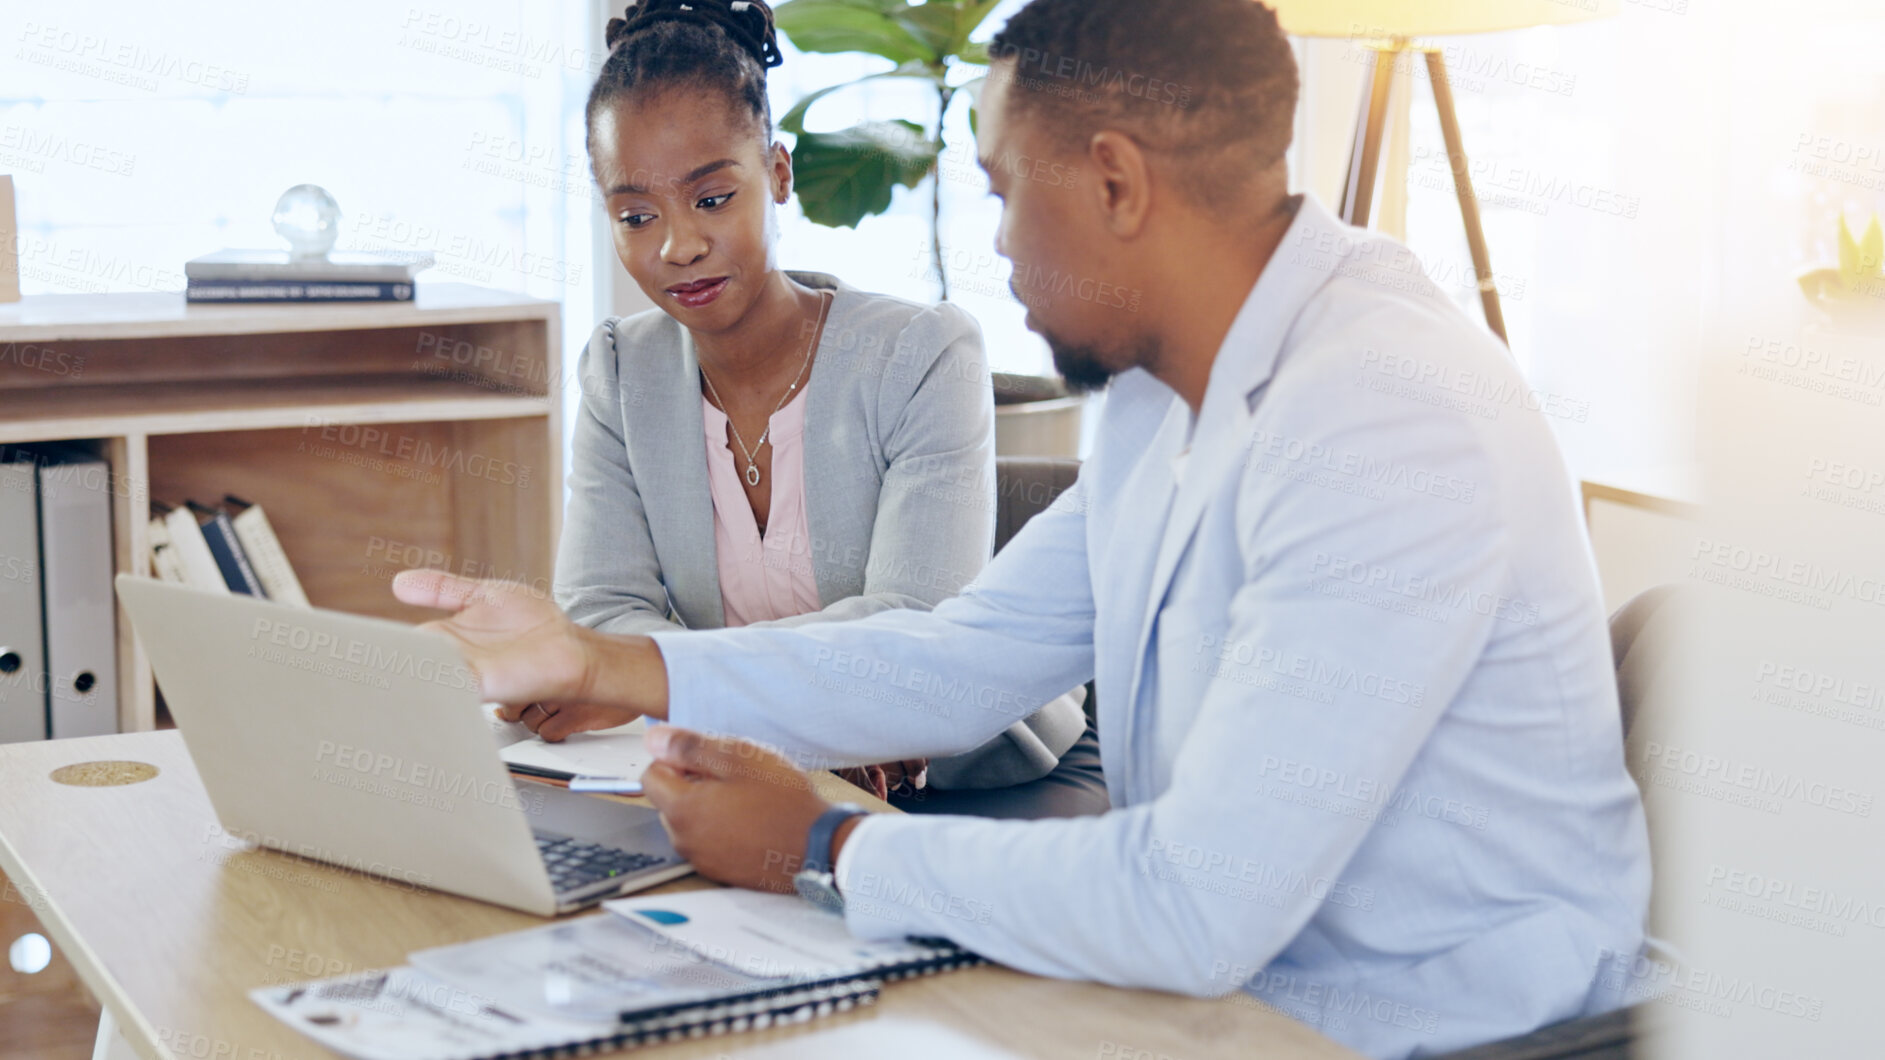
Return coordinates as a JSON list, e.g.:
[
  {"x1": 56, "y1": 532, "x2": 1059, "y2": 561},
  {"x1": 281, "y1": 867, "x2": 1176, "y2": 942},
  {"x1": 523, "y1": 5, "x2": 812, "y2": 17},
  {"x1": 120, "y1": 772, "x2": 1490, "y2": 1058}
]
[{"x1": 988, "y1": 0, "x2": 1299, "y2": 209}]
